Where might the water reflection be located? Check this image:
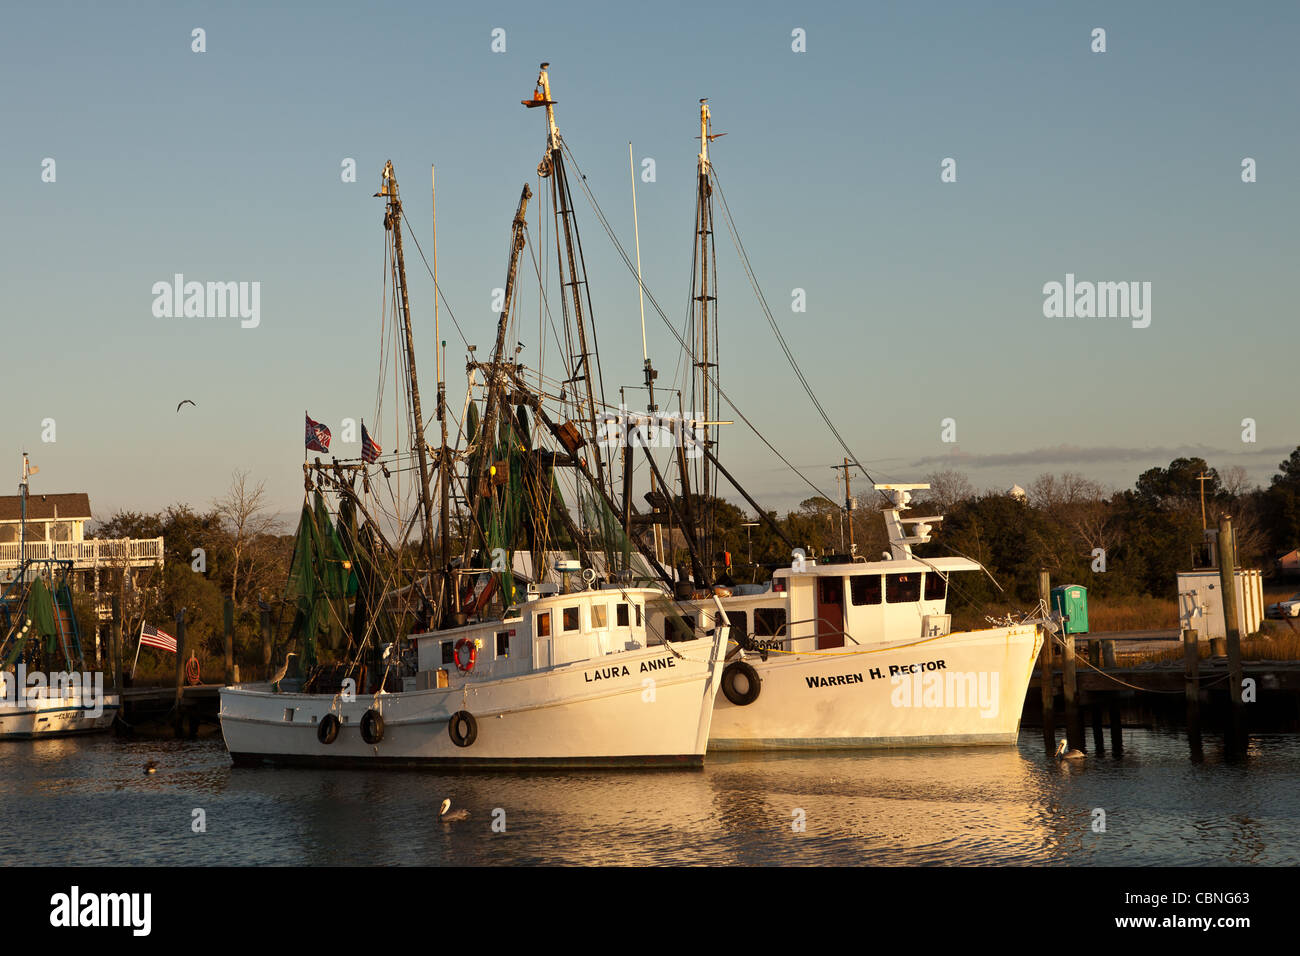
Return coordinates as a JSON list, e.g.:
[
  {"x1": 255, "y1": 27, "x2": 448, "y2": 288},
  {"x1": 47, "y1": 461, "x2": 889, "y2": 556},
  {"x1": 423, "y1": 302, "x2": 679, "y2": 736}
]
[{"x1": 2, "y1": 731, "x2": 1297, "y2": 866}]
